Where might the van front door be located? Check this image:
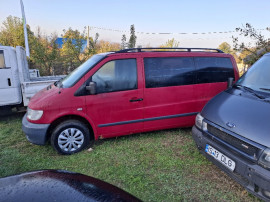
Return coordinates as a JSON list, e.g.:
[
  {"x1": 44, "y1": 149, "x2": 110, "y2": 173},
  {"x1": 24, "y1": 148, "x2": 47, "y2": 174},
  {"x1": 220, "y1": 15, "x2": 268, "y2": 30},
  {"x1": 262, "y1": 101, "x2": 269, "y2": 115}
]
[{"x1": 84, "y1": 57, "x2": 144, "y2": 138}]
